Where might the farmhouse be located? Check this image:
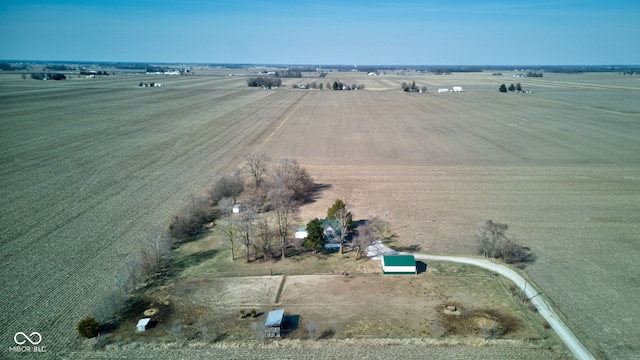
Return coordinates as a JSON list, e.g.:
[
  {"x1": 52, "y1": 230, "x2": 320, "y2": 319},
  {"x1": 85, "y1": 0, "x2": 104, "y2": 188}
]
[
  {"x1": 264, "y1": 309, "x2": 285, "y2": 337},
  {"x1": 322, "y1": 219, "x2": 342, "y2": 248},
  {"x1": 294, "y1": 219, "x2": 343, "y2": 248},
  {"x1": 381, "y1": 254, "x2": 417, "y2": 275}
]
